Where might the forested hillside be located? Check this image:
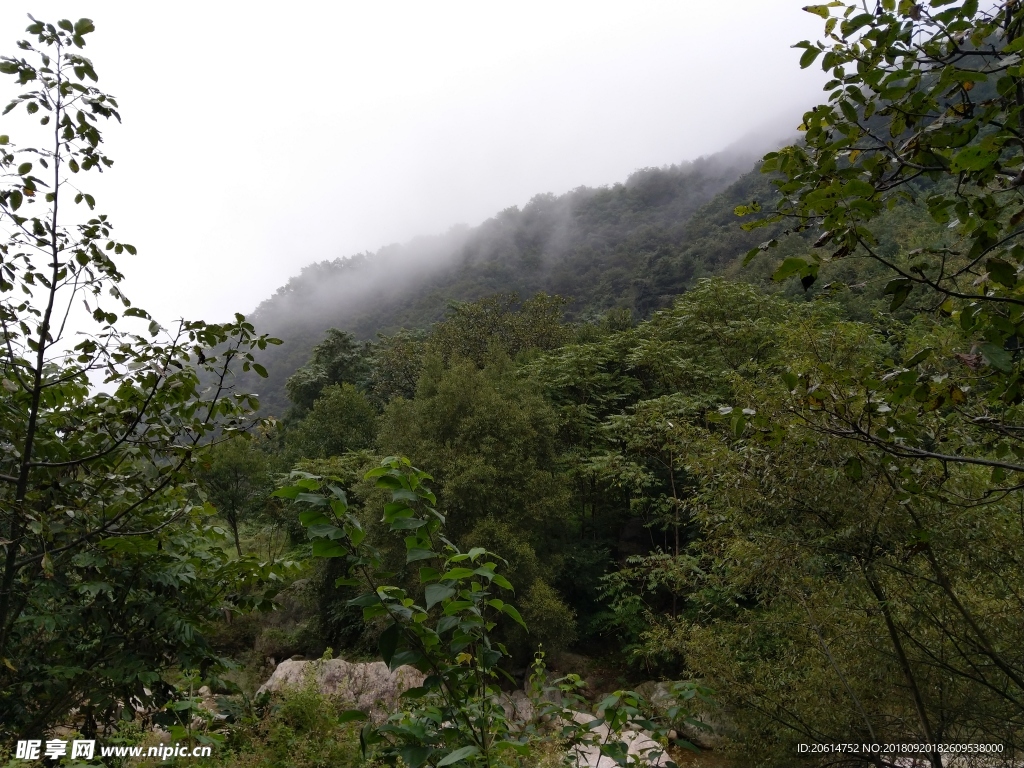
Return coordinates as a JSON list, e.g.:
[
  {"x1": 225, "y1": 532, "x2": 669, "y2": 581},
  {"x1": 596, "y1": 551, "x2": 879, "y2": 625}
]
[
  {"x1": 246, "y1": 141, "x2": 945, "y2": 415},
  {"x1": 10, "y1": 4, "x2": 1024, "y2": 768},
  {"x1": 246, "y1": 149, "x2": 786, "y2": 414}
]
